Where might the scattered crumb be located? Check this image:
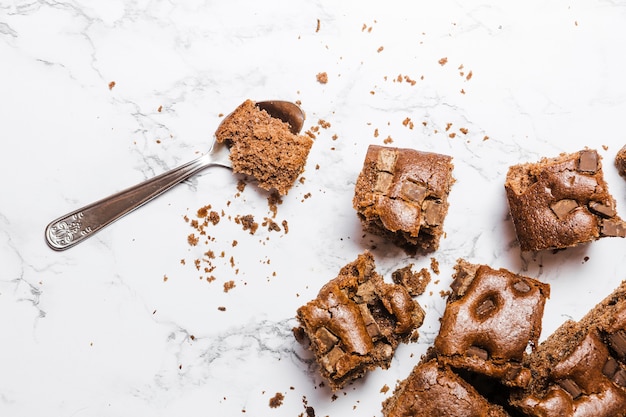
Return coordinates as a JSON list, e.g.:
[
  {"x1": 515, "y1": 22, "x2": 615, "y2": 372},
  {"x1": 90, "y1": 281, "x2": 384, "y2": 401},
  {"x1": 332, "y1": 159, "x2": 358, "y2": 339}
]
[
  {"x1": 430, "y1": 257, "x2": 440, "y2": 275},
  {"x1": 157, "y1": 105, "x2": 163, "y2": 112},
  {"x1": 440, "y1": 289, "x2": 451, "y2": 298},
  {"x1": 163, "y1": 275, "x2": 168, "y2": 282},
  {"x1": 438, "y1": 57, "x2": 448, "y2": 66},
  {"x1": 377, "y1": 46, "x2": 384, "y2": 53},
  {"x1": 392, "y1": 264, "x2": 431, "y2": 296},
  {"x1": 466, "y1": 70, "x2": 473, "y2": 81},
  {"x1": 108, "y1": 81, "x2": 116, "y2": 90},
  {"x1": 269, "y1": 392, "x2": 285, "y2": 408},
  {"x1": 316, "y1": 72, "x2": 328, "y2": 84},
  {"x1": 459, "y1": 127, "x2": 469, "y2": 135},
  {"x1": 235, "y1": 214, "x2": 259, "y2": 234},
  {"x1": 187, "y1": 234, "x2": 199, "y2": 246},
  {"x1": 223, "y1": 280, "x2": 236, "y2": 293},
  {"x1": 218, "y1": 306, "x2": 226, "y2": 311},
  {"x1": 383, "y1": 135, "x2": 393, "y2": 144},
  {"x1": 380, "y1": 384, "x2": 390, "y2": 394},
  {"x1": 282, "y1": 220, "x2": 289, "y2": 234},
  {"x1": 315, "y1": 18, "x2": 320, "y2": 33}
]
